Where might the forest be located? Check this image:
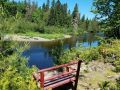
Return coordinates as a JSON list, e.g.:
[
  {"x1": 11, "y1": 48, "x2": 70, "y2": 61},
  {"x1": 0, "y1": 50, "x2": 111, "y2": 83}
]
[
  {"x1": 0, "y1": 0, "x2": 99, "y2": 36},
  {"x1": 0, "y1": 0, "x2": 120, "y2": 90}
]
